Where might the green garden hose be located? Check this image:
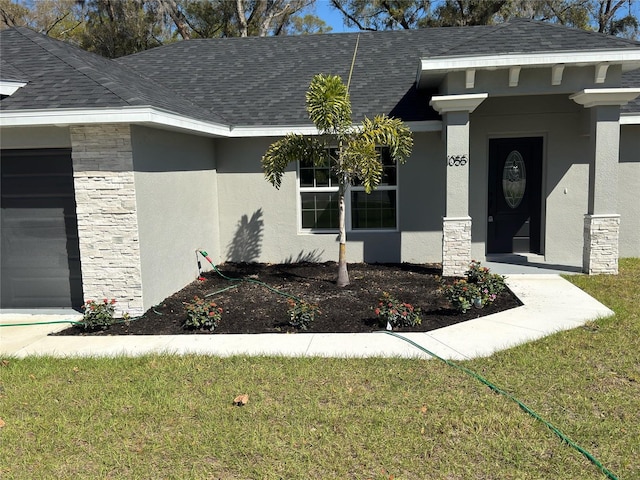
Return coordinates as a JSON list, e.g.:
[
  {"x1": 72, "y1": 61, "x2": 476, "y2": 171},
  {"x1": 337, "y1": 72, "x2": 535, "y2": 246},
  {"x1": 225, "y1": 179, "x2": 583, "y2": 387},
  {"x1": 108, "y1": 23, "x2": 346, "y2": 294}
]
[
  {"x1": 381, "y1": 330, "x2": 619, "y2": 480},
  {"x1": 198, "y1": 249, "x2": 304, "y2": 303}
]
